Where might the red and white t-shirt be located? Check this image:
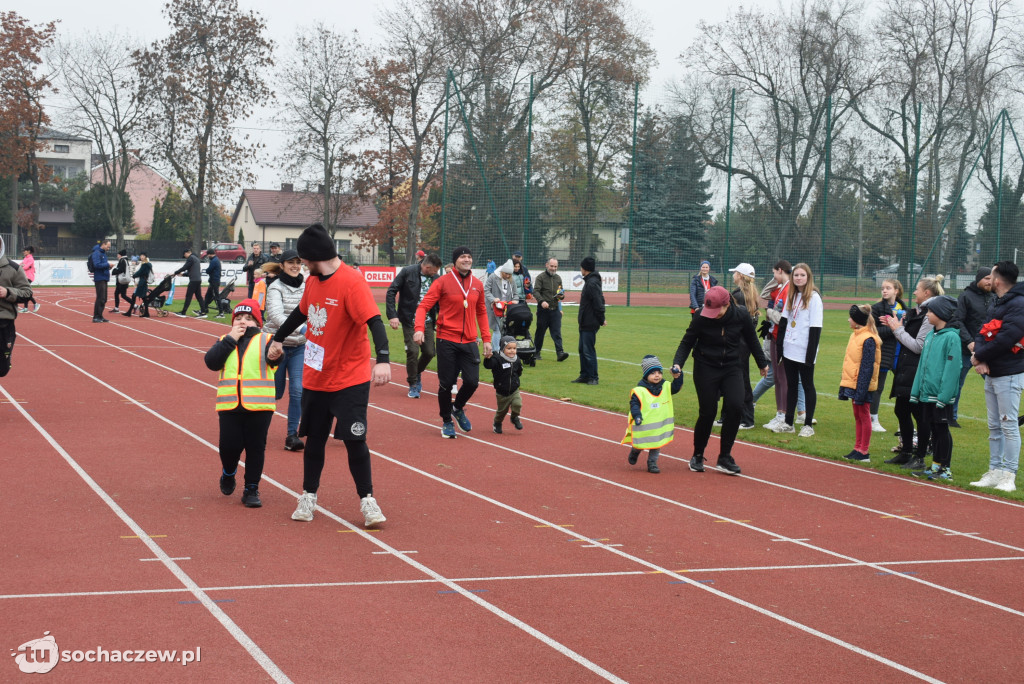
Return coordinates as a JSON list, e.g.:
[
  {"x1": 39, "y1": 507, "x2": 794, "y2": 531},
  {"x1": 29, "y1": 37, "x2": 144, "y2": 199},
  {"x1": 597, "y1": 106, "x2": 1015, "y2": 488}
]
[{"x1": 299, "y1": 265, "x2": 381, "y2": 392}]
